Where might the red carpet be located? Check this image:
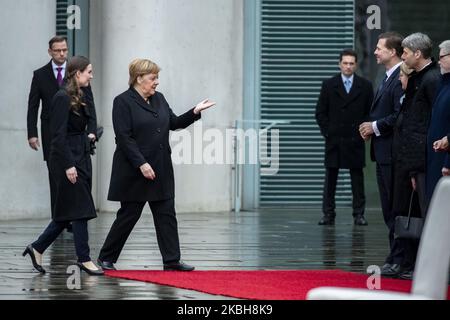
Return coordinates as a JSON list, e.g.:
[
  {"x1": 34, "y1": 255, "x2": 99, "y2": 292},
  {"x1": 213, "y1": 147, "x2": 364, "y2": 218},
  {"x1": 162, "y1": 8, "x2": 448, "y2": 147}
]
[{"x1": 105, "y1": 269, "x2": 450, "y2": 300}]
